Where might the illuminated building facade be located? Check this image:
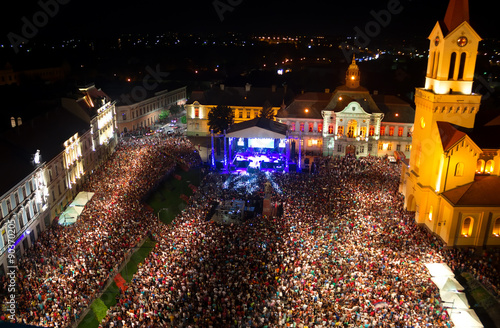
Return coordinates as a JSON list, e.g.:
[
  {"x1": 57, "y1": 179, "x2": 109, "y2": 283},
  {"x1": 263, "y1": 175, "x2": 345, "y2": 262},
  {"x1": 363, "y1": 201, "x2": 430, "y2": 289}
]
[
  {"x1": 0, "y1": 146, "x2": 49, "y2": 276},
  {"x1": 116, "y1": 86, "x2": 187, "y2": 133},
  {"x1": 401, "y1": 0, "x2": 500, "y2": 247},
  {"x1": 185, "y1": 84, "x2": 289, "y2": 137},
  {"x1": 277, "y1": 57, "x2": 414, "y2": 163}
]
